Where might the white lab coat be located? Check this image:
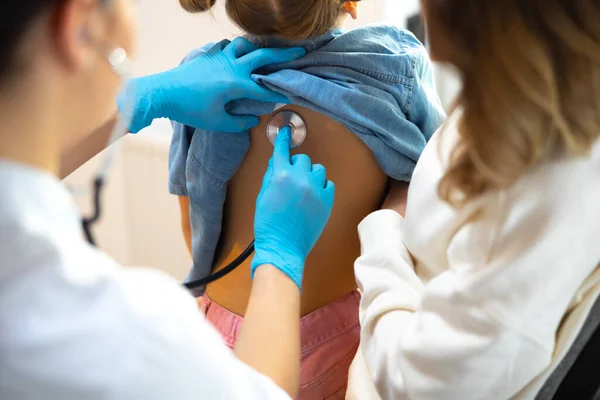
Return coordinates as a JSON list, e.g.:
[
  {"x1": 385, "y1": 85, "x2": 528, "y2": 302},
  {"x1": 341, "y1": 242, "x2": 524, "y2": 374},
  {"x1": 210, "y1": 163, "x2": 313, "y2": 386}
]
[
  {"x1": 0, "y1": 160, "x2": 290, "y2": 400},
  {"x1": 347, "y1": 113, "x2": 600, "y2": 400}
]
